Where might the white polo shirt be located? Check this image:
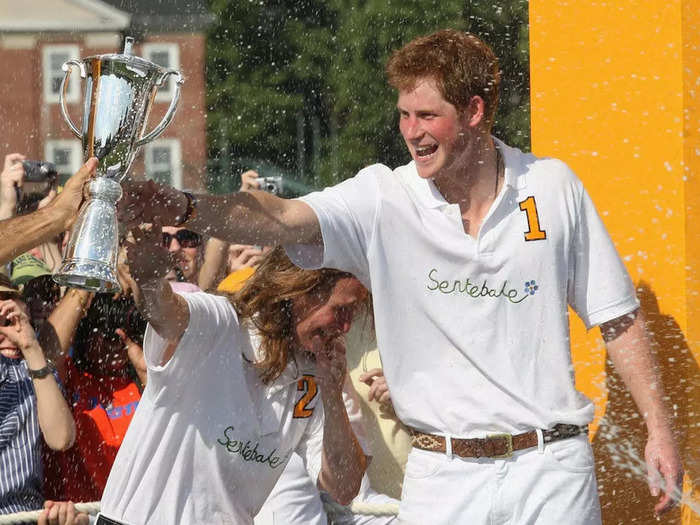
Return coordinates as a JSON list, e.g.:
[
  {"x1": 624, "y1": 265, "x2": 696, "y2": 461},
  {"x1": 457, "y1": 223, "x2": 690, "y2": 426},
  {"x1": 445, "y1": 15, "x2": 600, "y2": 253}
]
[
  {"x1": 286, "y1": 139, "x2": 638, "y2": 438},
  {"x1": 101, "y1": 292, "x2": 324, "y2": 525}
]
